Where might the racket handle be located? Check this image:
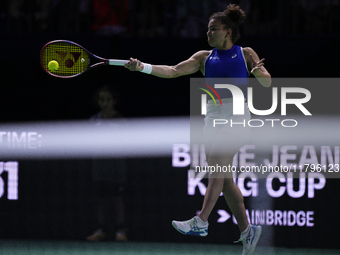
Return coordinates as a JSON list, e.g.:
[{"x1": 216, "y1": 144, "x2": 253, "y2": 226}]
[{"x1": 109, "y1": 59, "x2": 128, "y2": 66}]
